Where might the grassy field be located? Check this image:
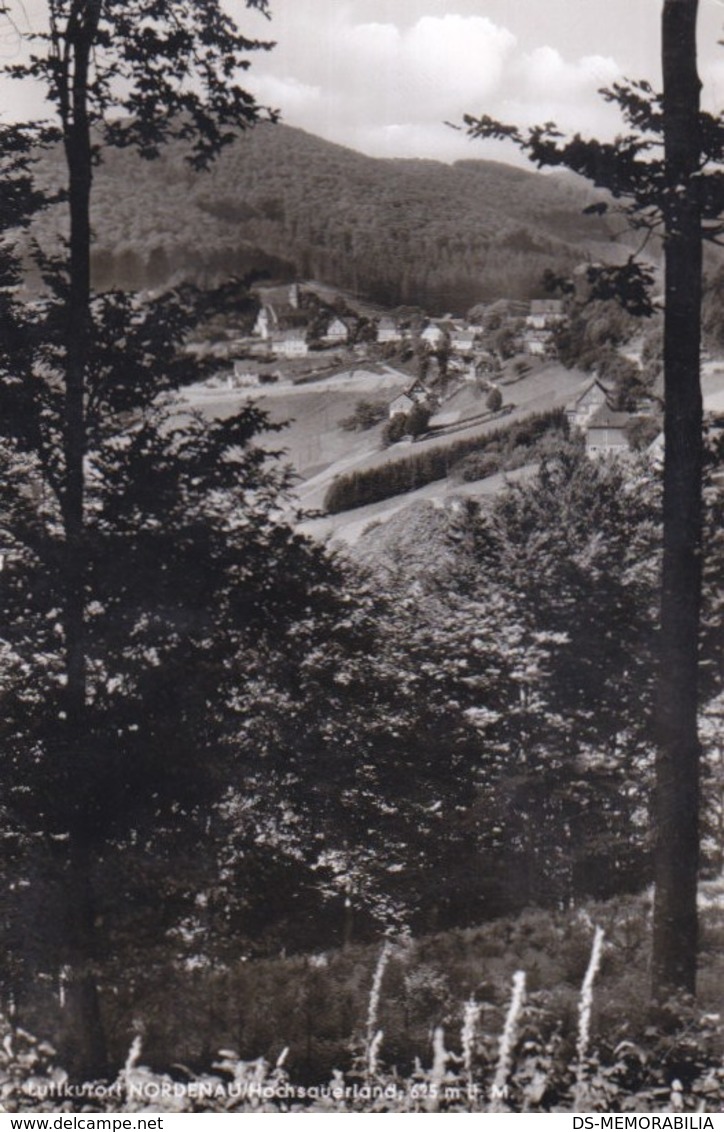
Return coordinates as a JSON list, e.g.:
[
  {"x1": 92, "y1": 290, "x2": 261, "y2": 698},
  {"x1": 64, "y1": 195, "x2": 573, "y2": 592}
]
[{"x1": 186, "y1": 358, "x2": 589, "y2": 518}]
